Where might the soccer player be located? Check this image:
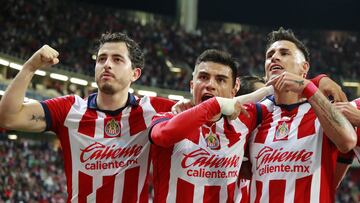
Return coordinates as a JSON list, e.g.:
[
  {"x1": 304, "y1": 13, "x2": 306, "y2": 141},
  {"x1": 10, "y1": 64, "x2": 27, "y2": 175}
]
[
  {"x1": 149, "y1": 49, "x2": 274, "y2": 203},
  {"x1": 247, "y1": 28, "x2": 357, "y2": 203},
  {"x1": 0, "y1": 33, "x2": 175, "y2": 203}
]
